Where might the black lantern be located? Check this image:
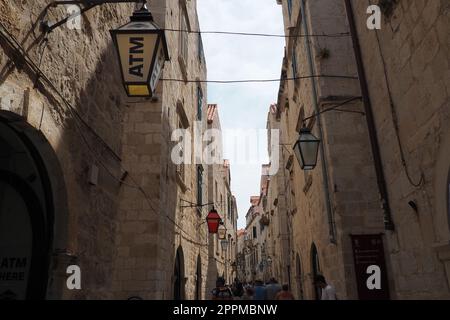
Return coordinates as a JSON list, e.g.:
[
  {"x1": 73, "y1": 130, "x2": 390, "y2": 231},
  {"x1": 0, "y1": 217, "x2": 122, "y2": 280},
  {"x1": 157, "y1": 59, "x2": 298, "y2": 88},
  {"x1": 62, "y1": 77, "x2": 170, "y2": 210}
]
[
  {"x1": 293, "y1": 127, "x2": 320, "y2": 170},
  {"x1": 110, "y1": 4, "x2": 169, "y2": 97}
]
